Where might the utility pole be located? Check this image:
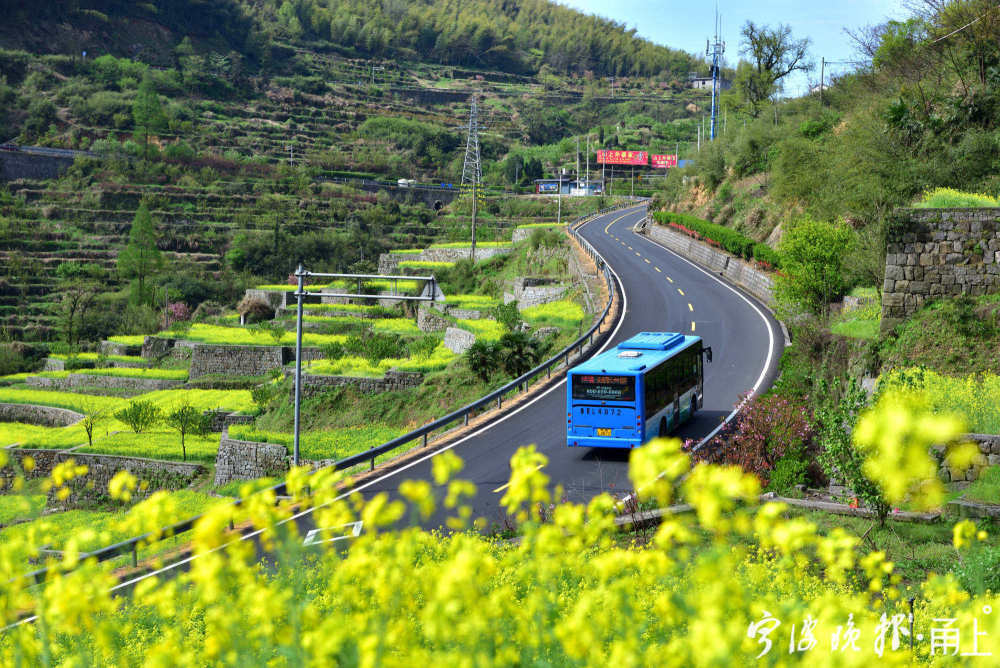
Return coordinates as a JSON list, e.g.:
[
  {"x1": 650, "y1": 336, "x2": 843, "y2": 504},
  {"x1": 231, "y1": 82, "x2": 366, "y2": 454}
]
[
  {"x1": 286, "y1": 143, "x2": 294, "y2": 167},
  {"x1": 820, "y1": 56, "x2": 825, "y2": 106},
  {"x1": 609, "y1": 76, "x2": 615, "y2": 98},
  {"x1": 706, "y1": 6, "x2": 726, "y2": 141},
  {"x1": 460, "y1": 95, "x2": 482, "y2": 261},
  {"x1": 575, "y1": 135, "x2": 580, "y2": 193},
  {"x1": 585, "y1": 134, "x2": 590, "y2": 193}
]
